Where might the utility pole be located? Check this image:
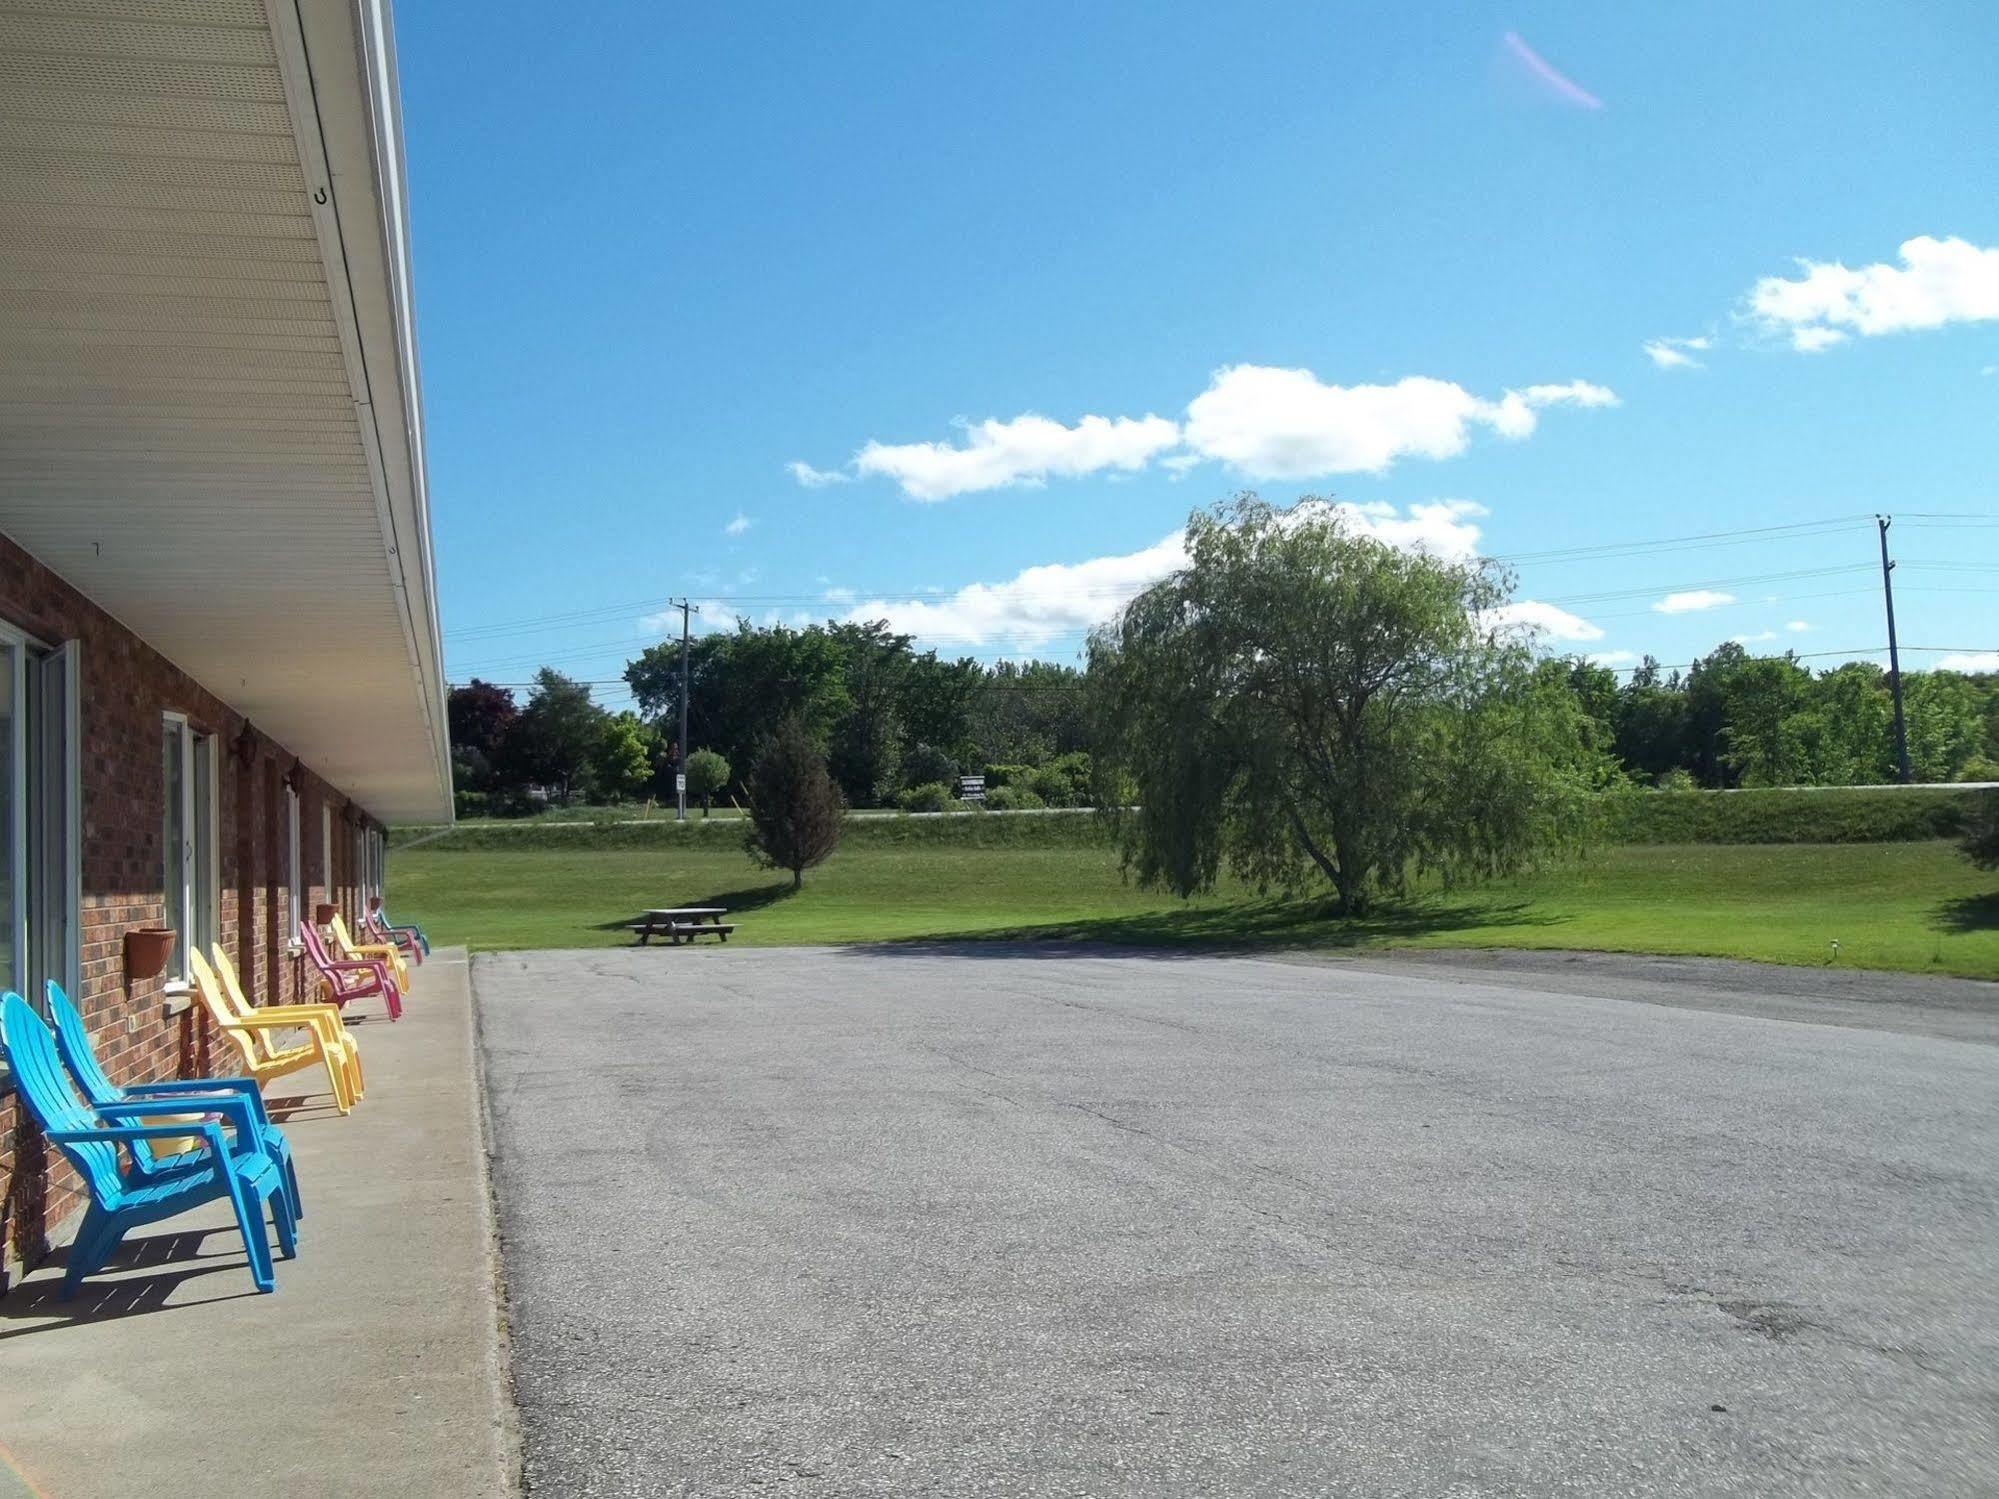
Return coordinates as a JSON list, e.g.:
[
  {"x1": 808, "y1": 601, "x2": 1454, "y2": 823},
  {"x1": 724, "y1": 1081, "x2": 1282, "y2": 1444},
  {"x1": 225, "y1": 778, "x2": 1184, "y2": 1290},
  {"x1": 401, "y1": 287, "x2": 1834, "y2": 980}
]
[
  {"x1": 671, "y1": 599, "x2": 699, "y2": 820},
  {"x1": 1876, "y1": 515, "x2": 1912, "y2": 784}
]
